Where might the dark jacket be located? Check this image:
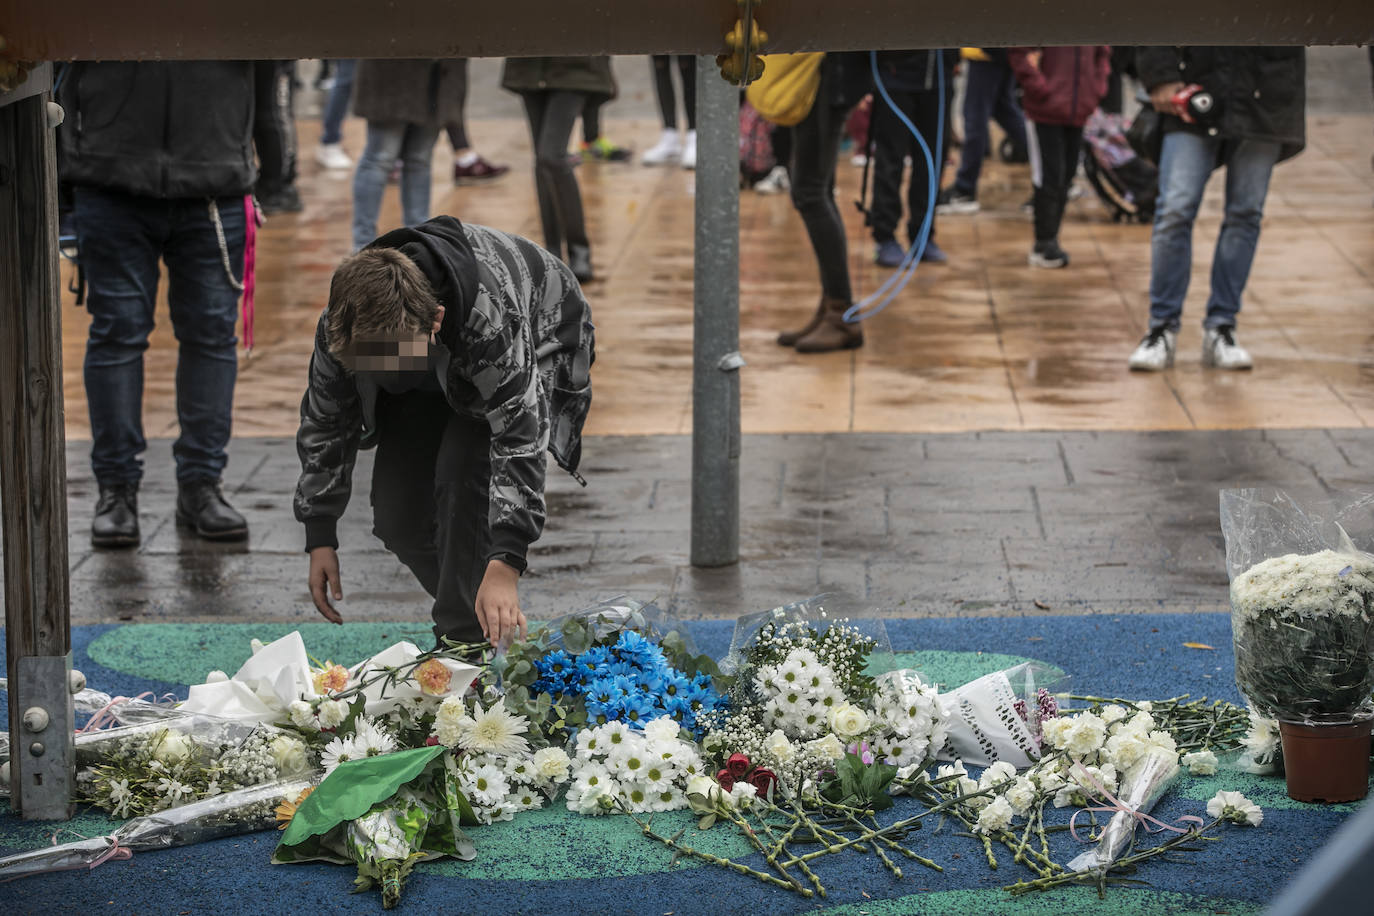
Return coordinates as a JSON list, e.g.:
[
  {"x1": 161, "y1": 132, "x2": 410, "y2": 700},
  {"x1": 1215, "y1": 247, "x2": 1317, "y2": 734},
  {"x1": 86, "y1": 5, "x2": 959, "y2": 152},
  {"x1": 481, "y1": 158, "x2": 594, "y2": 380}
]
[
  {"x1": 1008, "y1": 46, "x2": 1111, "y2": 128},
  {"x1": 873, "y1": 50, "x2": 958, "y2": 95},
  {"x1": 352, "y1": 60, "x2": 471, "y2": 126},
  {"x1": 58, "y1": 61, "x2": 256, "y2": 198},
  {"x1": 294, "y1": 217, "x2": 595, "y2": 569},
  {"x1": 818, "y1": 52, "x2": 874, "y2": 111},
  {"x1": 1135, "y1": 47, "x2": 1306, "y2": 161},
  {"x1": 501, "y1": 57, "x2": 616, "y2": 100}
]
